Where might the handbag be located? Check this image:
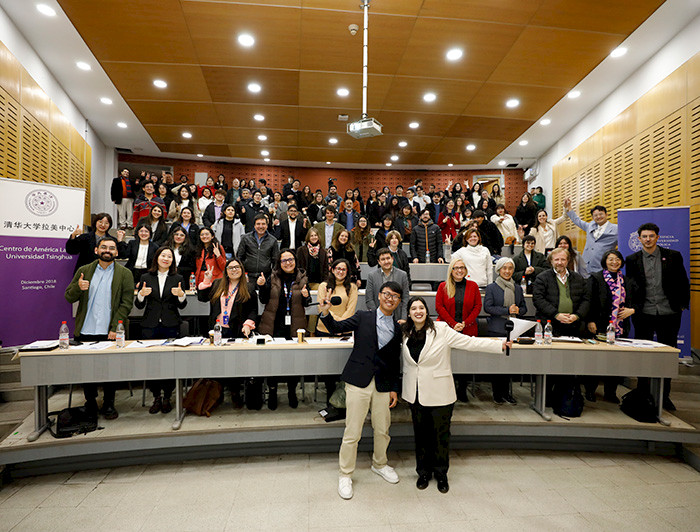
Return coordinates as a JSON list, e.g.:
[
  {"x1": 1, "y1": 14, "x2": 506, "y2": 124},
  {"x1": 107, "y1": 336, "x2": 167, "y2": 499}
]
[
  {"x1": 47, "y1": 406, "x2": 101, "y2": 438},
  {"x1": 620, "y1": 388, "x2": 657, "y2": 423},
  {"x1": 183, "y1": 378, "x2": 223, "y2": 416}
]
